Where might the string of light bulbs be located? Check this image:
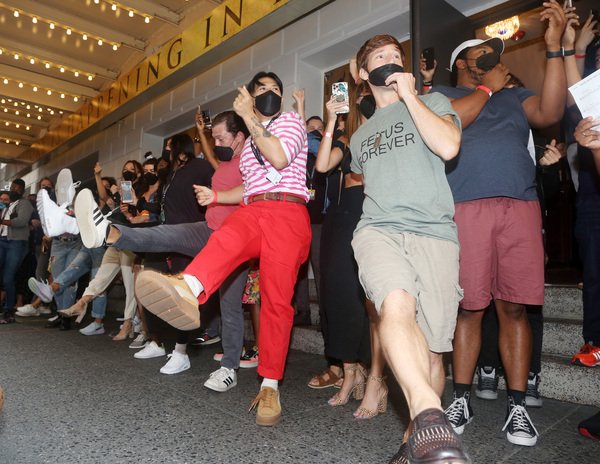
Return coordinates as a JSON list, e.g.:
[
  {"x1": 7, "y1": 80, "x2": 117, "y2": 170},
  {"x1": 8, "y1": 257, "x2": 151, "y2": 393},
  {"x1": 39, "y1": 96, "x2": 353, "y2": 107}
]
[
  {"x1": 0, "y1": 48, "x2": 95, "y2": 82},
  {"x1": 0, "y1": 98, "x2": 63, "y2": 115},
  {"x1": 1, "y1": 76, "x2": 80, "y2": 102},
  {"x1": 92, "y1": 0, "x2": 152, "y2": 24},
  {"x1": 11, "y1": 9, "x2": 124, "y2": 51}
]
